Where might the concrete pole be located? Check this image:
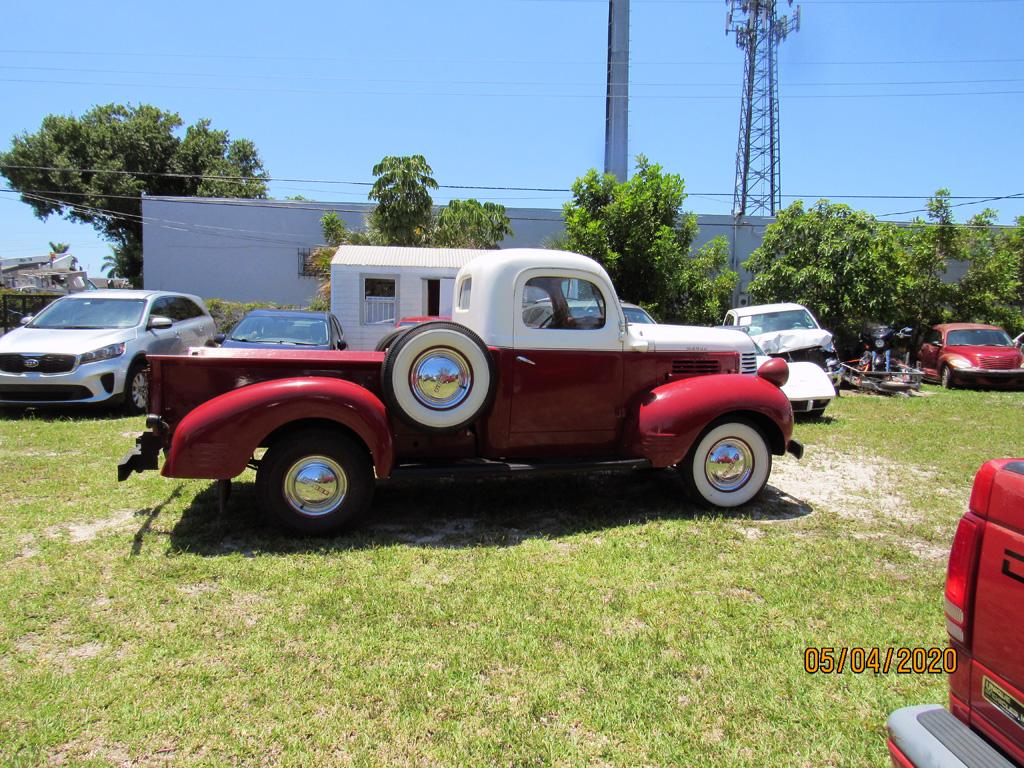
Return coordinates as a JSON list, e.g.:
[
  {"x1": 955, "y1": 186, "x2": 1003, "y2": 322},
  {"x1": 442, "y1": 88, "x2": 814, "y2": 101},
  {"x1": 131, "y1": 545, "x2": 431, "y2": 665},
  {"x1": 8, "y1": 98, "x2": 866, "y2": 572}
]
[{"x1": 604, "y1": 0, "x2": 630, "y2": 182}]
